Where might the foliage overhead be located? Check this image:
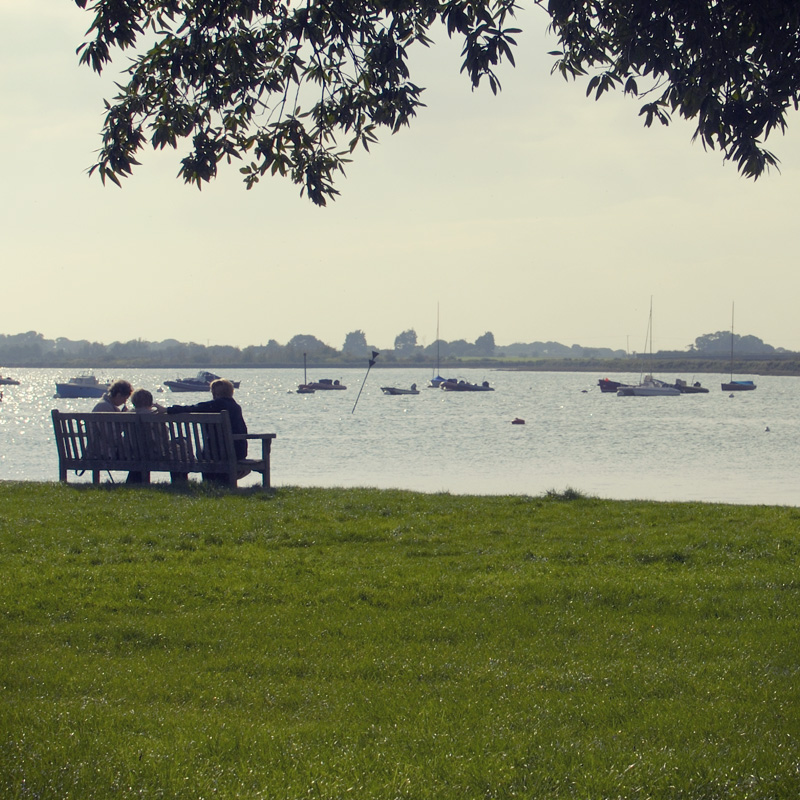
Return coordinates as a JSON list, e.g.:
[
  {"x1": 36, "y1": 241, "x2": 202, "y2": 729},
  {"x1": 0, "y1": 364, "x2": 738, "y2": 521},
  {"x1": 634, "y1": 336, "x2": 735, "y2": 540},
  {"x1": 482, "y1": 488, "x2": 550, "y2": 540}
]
[
  {"x1": 74, "y1": 0, "x2": 800, "y2": 203},
  {"x1": 74, "y1": 0, "x2": 521, "y2": 205},
  {"x1": 547, "y1": 0, "x2": 800, "y2": 179}
]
